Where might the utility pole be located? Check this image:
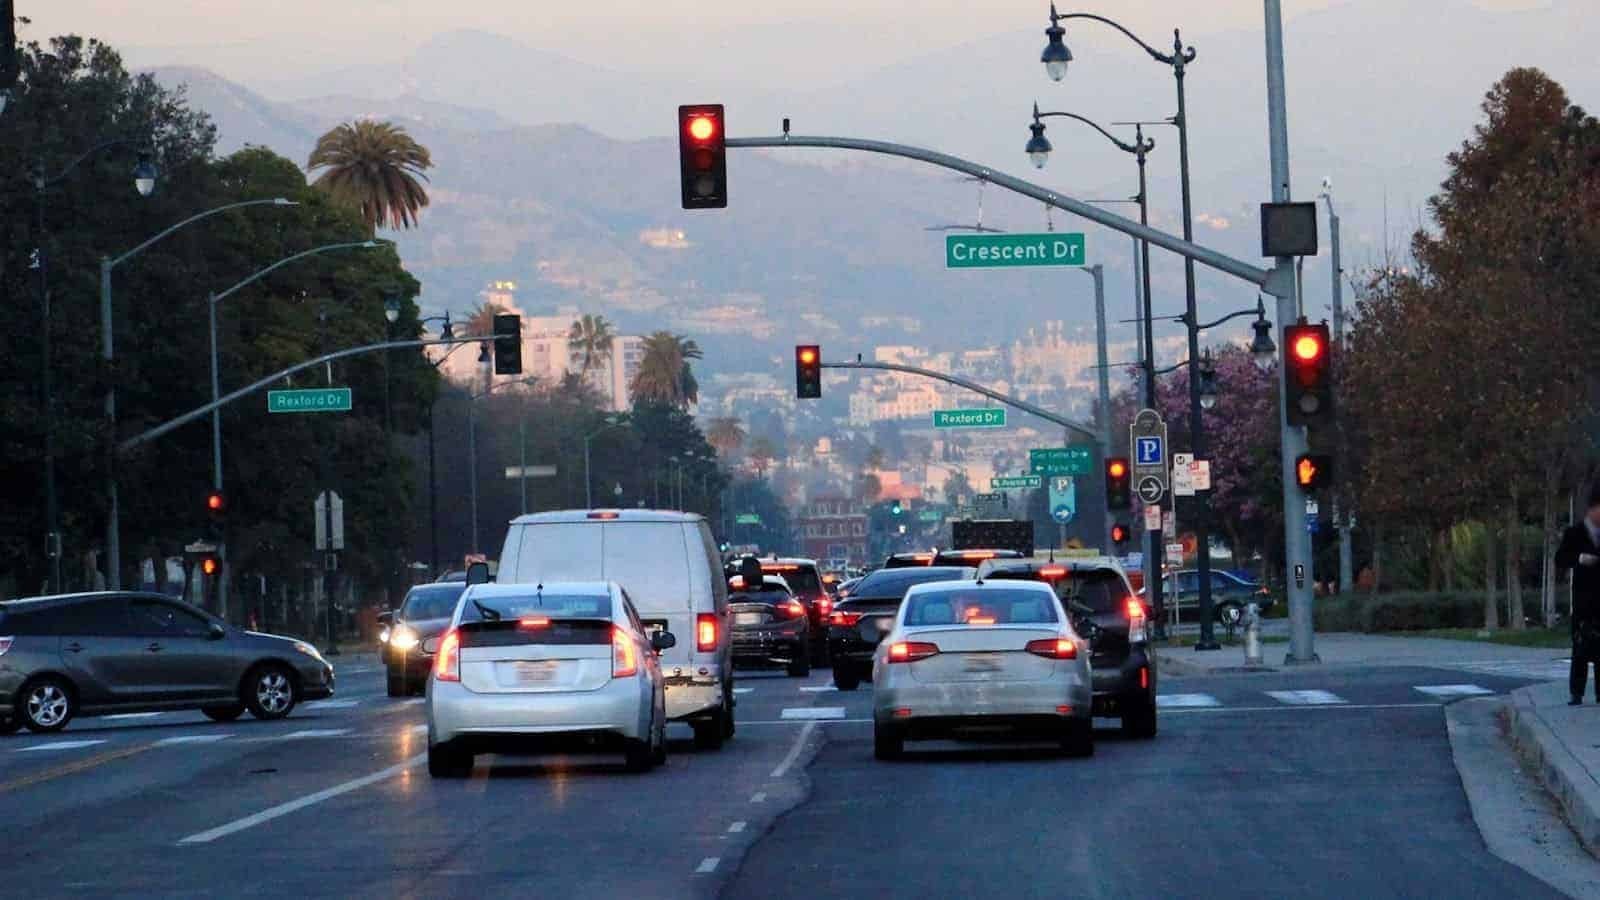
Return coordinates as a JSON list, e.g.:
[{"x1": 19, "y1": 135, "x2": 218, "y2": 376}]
[
  {"x1": 1265, "y1": 0, "x2": 1317, "y2": 664},
  {"x1": 1322, "y1": 184, "x2": 1353, "y2": 595},
  {"x1": 318, "y1": 305, "x2": 340, "y2": 656},
  {"x1": 1084, "y1": 263, "x2": 1114, "y2": 552}
]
